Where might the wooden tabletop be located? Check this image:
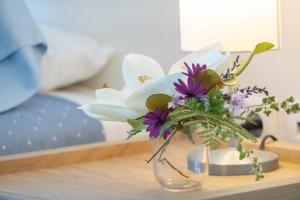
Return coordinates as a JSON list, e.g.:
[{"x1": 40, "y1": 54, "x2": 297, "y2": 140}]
[{"x1": 0, "y1": 139, "x2": 300, "y2": 200}]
